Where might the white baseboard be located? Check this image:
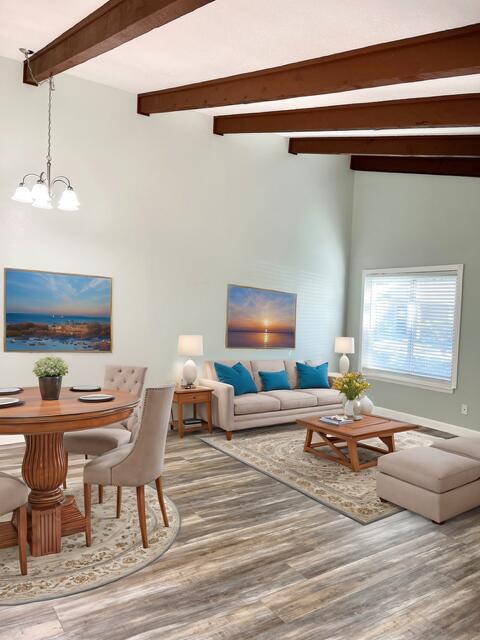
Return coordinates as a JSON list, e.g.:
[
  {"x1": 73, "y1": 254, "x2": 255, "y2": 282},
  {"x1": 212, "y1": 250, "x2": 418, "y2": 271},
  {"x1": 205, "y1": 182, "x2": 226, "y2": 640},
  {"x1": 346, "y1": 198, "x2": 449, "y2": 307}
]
[
  {"x1": 0, "y1": 435, "x2": 24, "y2": 445},
  {"x1": 375, "y1": 406, "x2": 478, "y2": 438}
]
